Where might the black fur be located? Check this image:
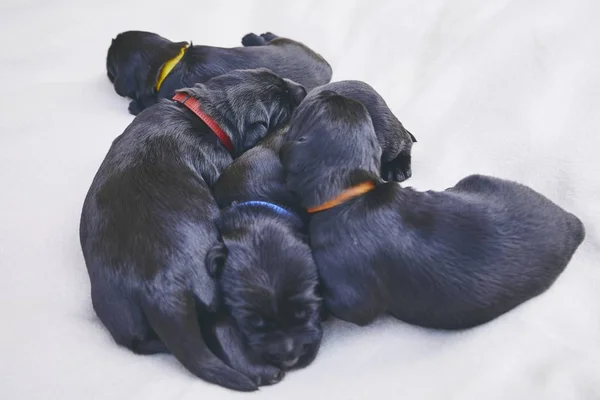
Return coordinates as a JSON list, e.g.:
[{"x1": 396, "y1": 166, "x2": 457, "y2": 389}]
[
  {"x1": 79, "y1": 69, "x2": 305, "y2": 391},
  {"x1": 280, "y1": 91, "x2": 586, "y2": 330},
  {"x1": 106, "y1": 30, "x2": 332, "y2": 115},
  {"x1": 309, "y1": 80, "x2": 416, "y2": 182},
  {"x1": 206, "y1": 126, "x2": 322, "y2": 377},
  {"x1": 213, "y1": 125, "x2": 304, "y2": 217}
]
